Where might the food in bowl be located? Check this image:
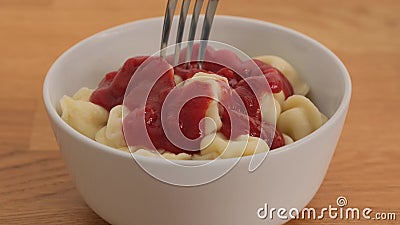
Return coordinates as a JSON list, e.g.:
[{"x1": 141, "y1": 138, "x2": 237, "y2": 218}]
[{"x1": 59, "y1": 45, "x2": 327, "y2": 160}]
